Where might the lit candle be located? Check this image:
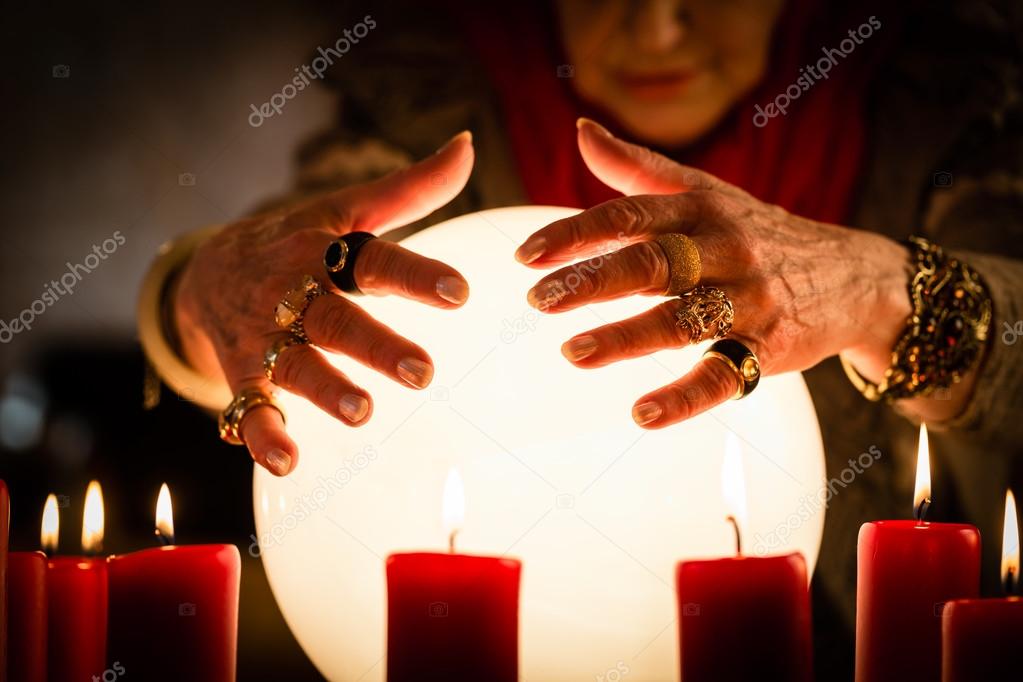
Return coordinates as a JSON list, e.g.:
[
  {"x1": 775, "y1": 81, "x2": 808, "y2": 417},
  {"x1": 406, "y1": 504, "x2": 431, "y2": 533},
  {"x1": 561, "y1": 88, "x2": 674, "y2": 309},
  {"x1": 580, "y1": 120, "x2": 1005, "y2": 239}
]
[
  {"x1": 46, "y1": 482, "x2": 109, "y2": 681},
  {"x1": 675, "y1": 433, "x2": 813, "y2": 681},
  {"x1": 940, "y1": 489, "x2": 1023, "y2": 681},
  {"x1": 855, "y1": 425, "x2": 981, "y2": 682},
  {"x1": 107, "y1": 483, "x2": 241, "y2": 681},
  {"x1": 386, "y1": 467, "x2": 522, "y2": 682}
]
